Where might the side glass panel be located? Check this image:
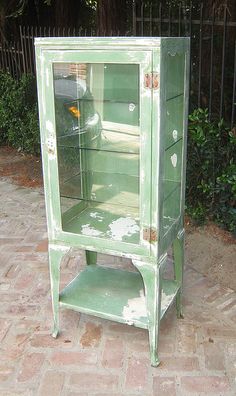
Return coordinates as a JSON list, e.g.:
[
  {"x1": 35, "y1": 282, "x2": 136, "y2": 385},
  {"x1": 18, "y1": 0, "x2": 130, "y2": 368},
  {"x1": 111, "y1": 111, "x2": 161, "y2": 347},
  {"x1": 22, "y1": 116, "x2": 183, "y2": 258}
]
[
  {"x1": 53, "y1": 62, "x2": 140, "y2": 244},
  {"x1": 162, "y1": 53, "x2": 185, "y2": 235}
]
